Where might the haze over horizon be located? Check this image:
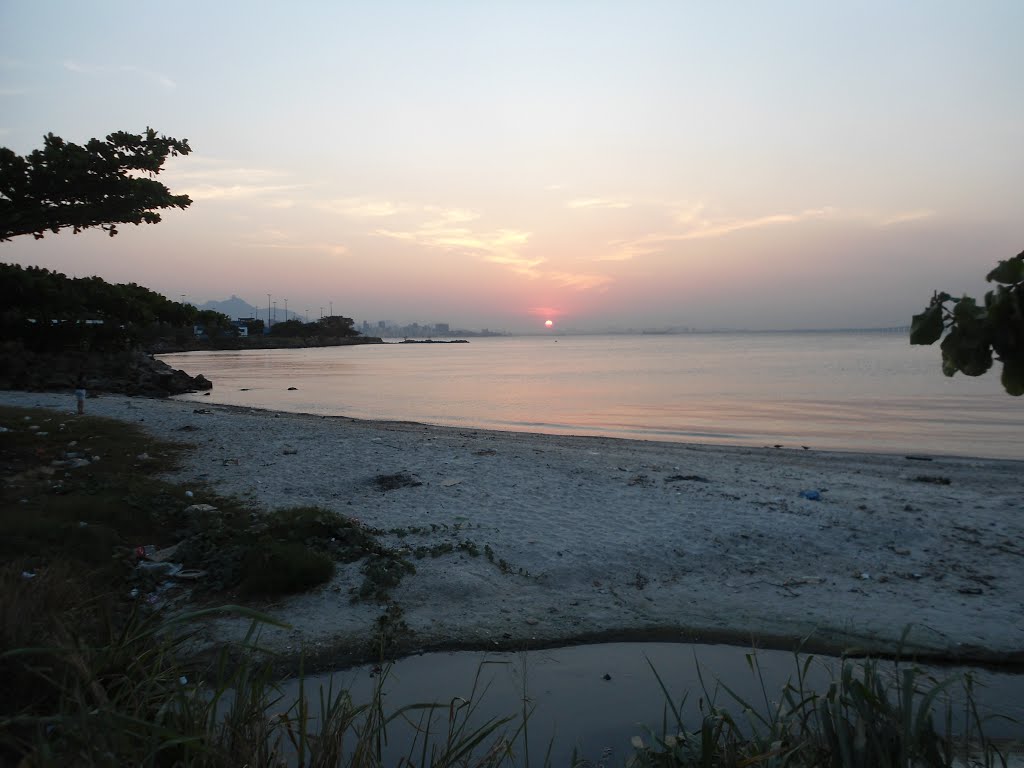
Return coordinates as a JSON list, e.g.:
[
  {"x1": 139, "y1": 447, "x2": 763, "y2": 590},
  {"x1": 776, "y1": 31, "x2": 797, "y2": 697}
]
[{"x1": 1, "y1": 2, "x2": 1020, "y2": 333}]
